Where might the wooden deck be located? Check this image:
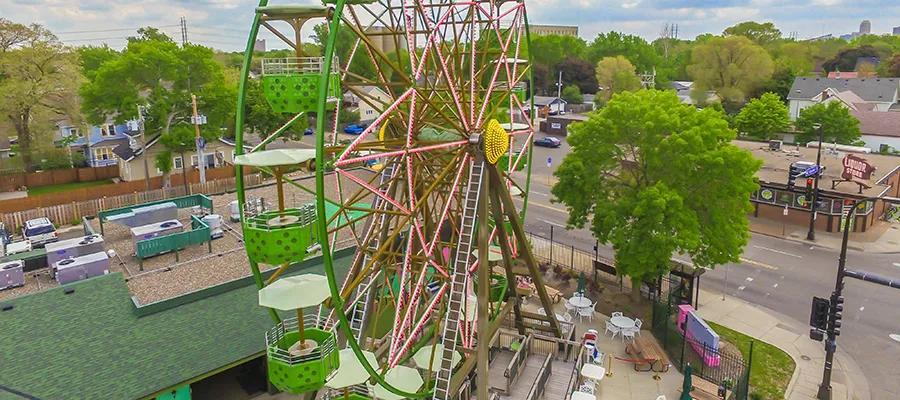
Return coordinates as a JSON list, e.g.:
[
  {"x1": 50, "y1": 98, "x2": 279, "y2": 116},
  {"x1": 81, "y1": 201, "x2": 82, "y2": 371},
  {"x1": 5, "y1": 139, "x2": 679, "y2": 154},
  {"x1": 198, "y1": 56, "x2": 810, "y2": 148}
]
[{"x1": 488, "y1": 352, "x2": 577, "y2": 400}]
